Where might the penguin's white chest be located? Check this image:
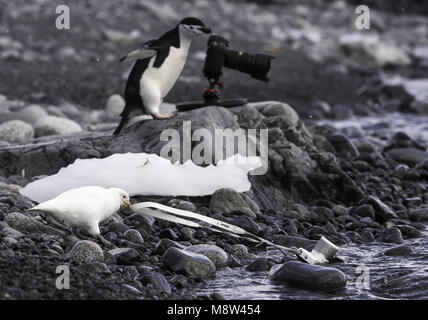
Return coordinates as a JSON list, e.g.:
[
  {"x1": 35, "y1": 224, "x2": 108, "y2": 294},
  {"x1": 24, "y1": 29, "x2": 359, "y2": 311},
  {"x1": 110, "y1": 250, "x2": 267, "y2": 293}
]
[{"x1": 141, "y1": 43, "x2": 190, "y2": 99}]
